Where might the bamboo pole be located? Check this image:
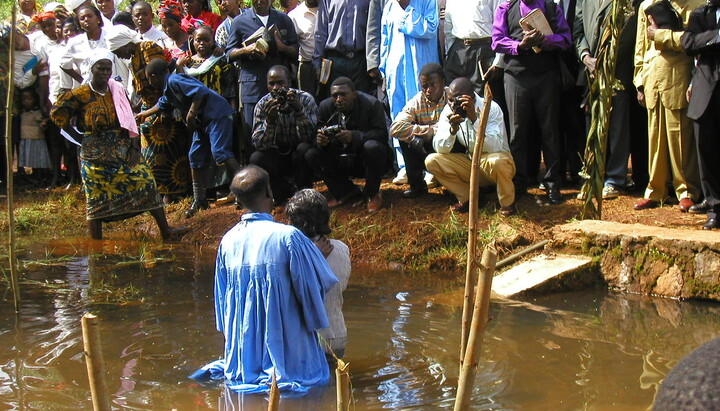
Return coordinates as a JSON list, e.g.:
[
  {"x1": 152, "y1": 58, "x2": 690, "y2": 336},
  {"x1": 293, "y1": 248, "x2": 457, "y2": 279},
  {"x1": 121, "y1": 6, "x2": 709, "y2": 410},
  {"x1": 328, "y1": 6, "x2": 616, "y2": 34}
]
[
  {"x1": 267, "y1": 371, "x2": 279, "y2": 411},
  {"x1": 336, "y1": 359, "x2": 351, "y2": 411},
  {"x1": 5, "y1": 0, "x2": 20, "y2": 312},
  {"x1": 454, "y1": 246, "x2": 498, "y2": 411},
  {"x1": 495, "y1": 240, "x2": 549, "y2": 270},
  {"x1": 460, "y1": 83, "x2": 494, "y2": 362},
  {"x1": 81, "y1": 313, "x2": 111, "y2": 411}
]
